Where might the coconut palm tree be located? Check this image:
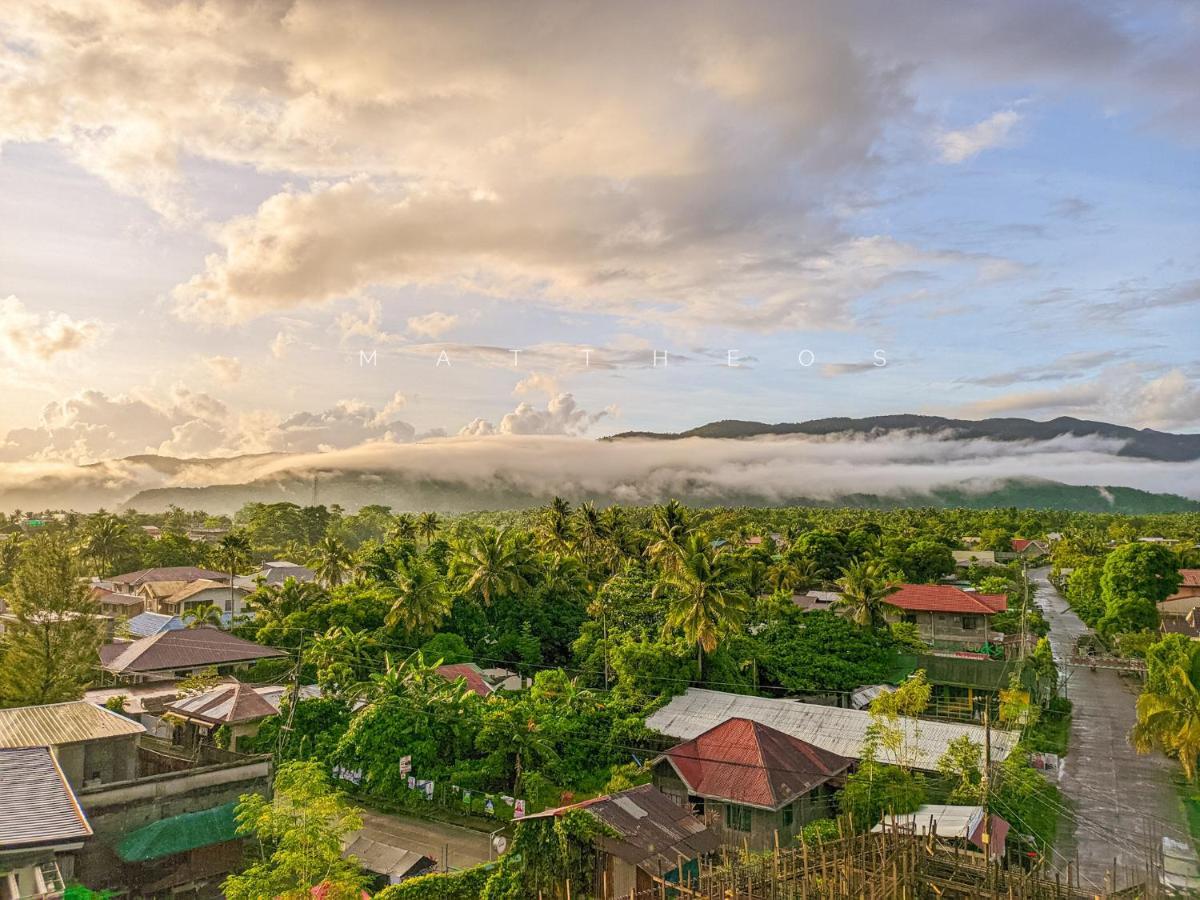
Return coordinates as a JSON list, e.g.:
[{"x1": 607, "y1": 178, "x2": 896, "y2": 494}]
[
  {"x1": 537, "y1": 497, "x2": 575, "y2": 557},
  {"x1": 390, "y1": 514, "x2": 418, "y2": 543},
  {"x1": 653, "y1": 534, "x2": 750, "y2": 676},
  {"x1": 184, "y1": 603, "x2": 224, "y2": 629},
  {"x1": 82, "y1": 513, "x2": 130, "y2": 575},
  {"x1": 313, "y1": 534, "x2": 353, "y2": 588},
  {"x1": 1133, "y1": 647, "x2": 1200, "y2": 781},
  {"x1": 644, "y1": 500, "x2": 696, "y2": 574},
  {"x1": 834, "y1": 559, "x2": 901, "y2": 632},
  {"x1": 384, "y1": 558, "x2": 451, "y2": 636},
  {"x1": 450, "y1": 527, "x2": 531, "y2": 606},
  {"x1": 416, "y1": 511, "x2": 441, "y2": 545},
  {"x1": 216, "y1": 531, "x2": 252, "y2": 614}
]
